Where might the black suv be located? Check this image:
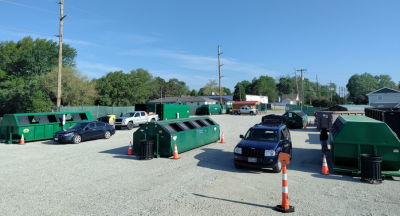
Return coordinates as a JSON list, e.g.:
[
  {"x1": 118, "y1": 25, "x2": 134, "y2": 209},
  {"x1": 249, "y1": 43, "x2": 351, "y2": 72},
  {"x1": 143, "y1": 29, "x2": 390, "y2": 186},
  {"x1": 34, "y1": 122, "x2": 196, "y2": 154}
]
[{"x1": 233, "y1": 115, "x2": 292, "y2": 173}]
